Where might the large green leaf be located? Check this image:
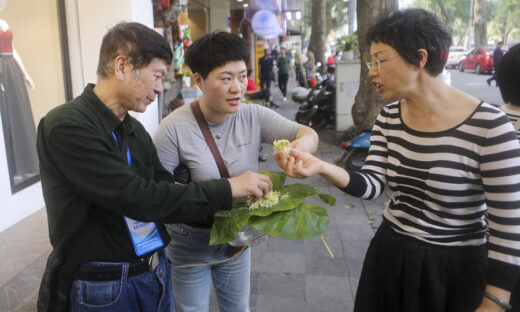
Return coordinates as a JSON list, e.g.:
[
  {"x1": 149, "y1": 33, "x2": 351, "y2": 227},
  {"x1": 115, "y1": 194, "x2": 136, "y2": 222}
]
[
  {"x1": 318, "y1": 194, "x2": 336, "y2": 206},
  {"x1": 209, "y1": 171, "x2": 336, "y2": 245},
  {"x1": 209, "y1": 208, "x2": 250, "y2": 246},
  {"x1": 249, "y1": 204, "x2": 329, "y2": 240},
  {"x1": 259, "y1": 170, "x2": 286, "y2": 191}
]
